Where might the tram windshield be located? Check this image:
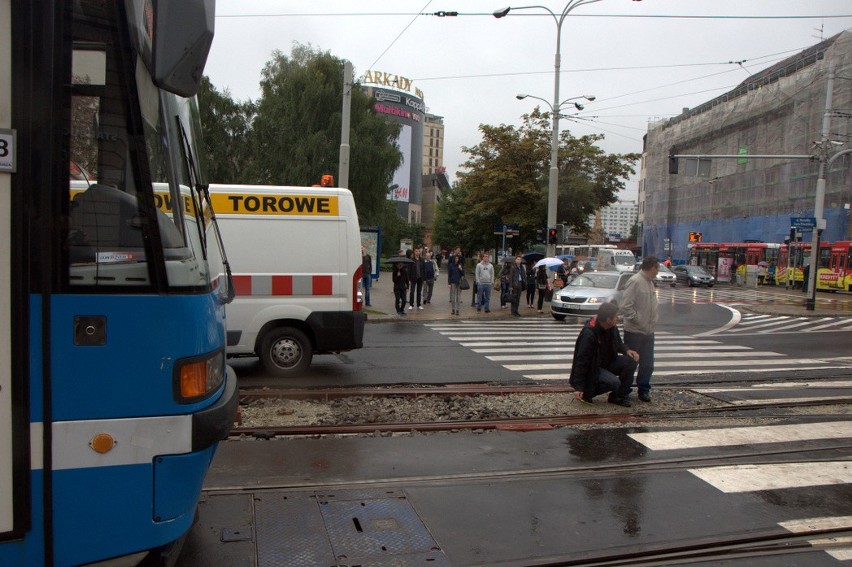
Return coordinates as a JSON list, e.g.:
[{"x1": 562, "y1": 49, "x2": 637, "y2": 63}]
[{"x1": 66, "y1": 0, "x2": 225, "y2": 293}]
